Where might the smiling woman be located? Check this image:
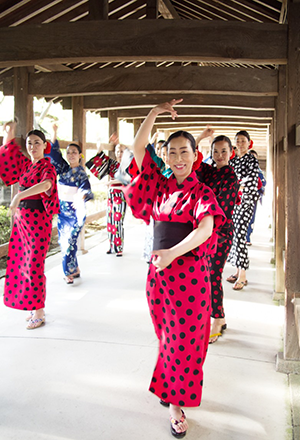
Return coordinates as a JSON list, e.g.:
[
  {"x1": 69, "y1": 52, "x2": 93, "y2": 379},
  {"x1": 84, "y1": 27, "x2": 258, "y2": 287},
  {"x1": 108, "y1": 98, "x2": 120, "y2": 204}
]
[
  {"x1": 123, "y1": 100, "x2": 226, "y2": 438},
  {"x1": 0, "y1": 122, "x2": 59, "y2": 329}
]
